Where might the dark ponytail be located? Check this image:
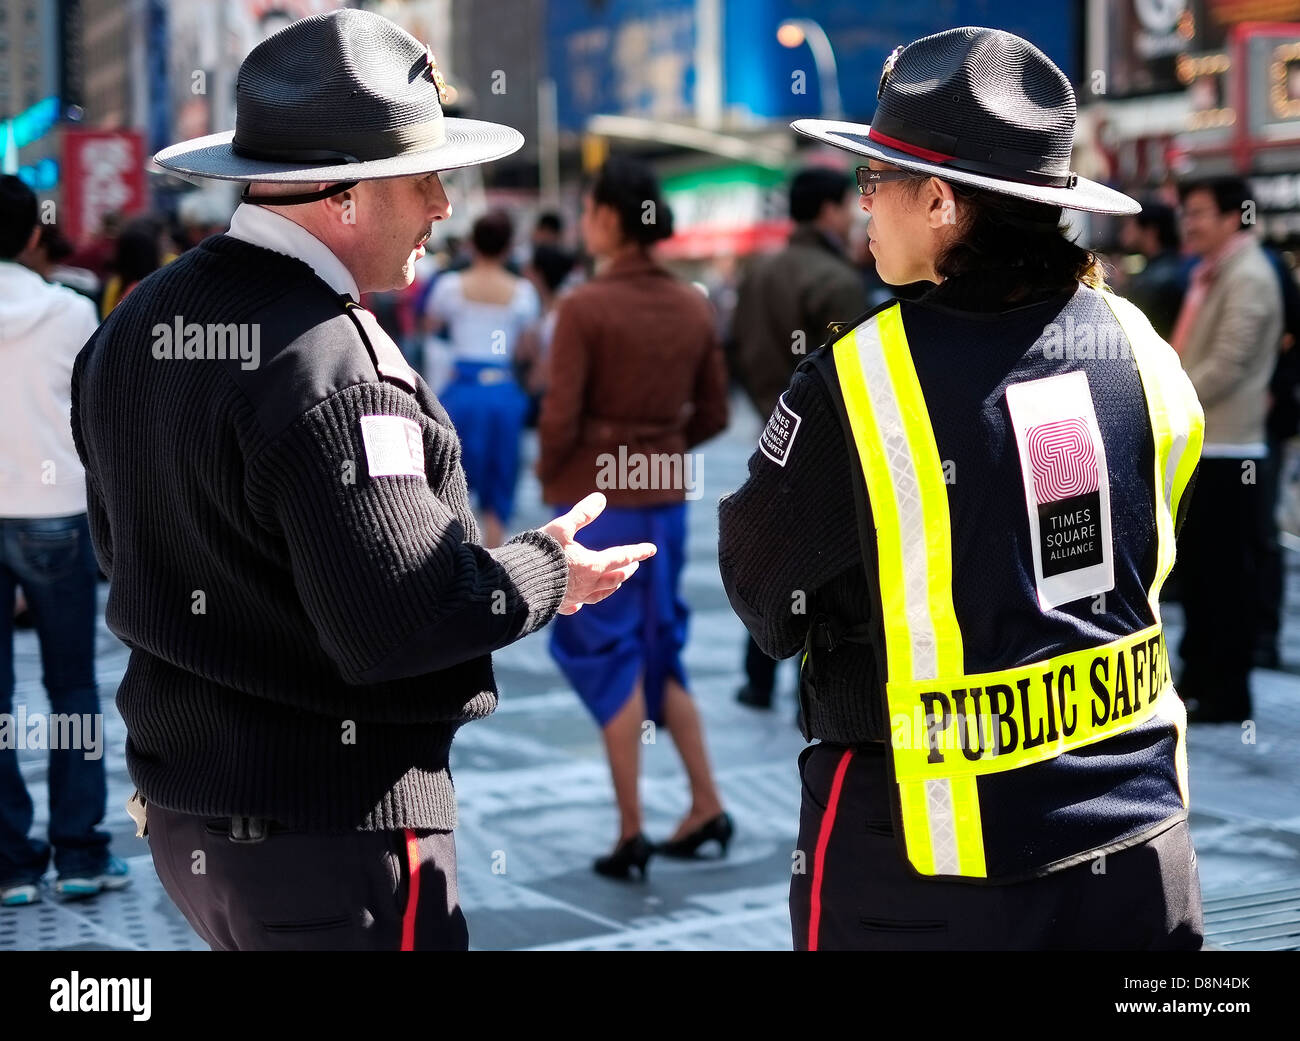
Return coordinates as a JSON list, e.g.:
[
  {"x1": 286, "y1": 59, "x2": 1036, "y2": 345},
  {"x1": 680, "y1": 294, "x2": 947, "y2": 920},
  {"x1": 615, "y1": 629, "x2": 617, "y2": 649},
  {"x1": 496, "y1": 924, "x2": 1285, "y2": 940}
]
[
  {"x1": 590, "y1": 155, "x2": 675, "y2": 247},
  {"x1": 919, "y1": 179, "x2": 1107, "y2": 297}
]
